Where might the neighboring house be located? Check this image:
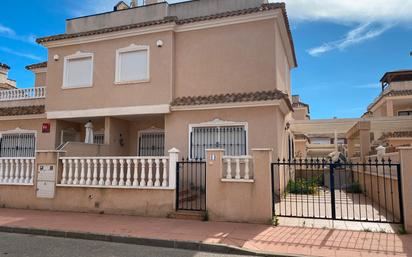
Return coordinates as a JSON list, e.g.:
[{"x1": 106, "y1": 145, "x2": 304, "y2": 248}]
[
  {"x1": 0, "y1": 0, "x2": 296, "y2": 160},
  {"x1": 290, "y1": 70, "x2": 412, "y2": 159},
  {"x1": 364, "y1": 70, "x2": 412, "y2": 118}
]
